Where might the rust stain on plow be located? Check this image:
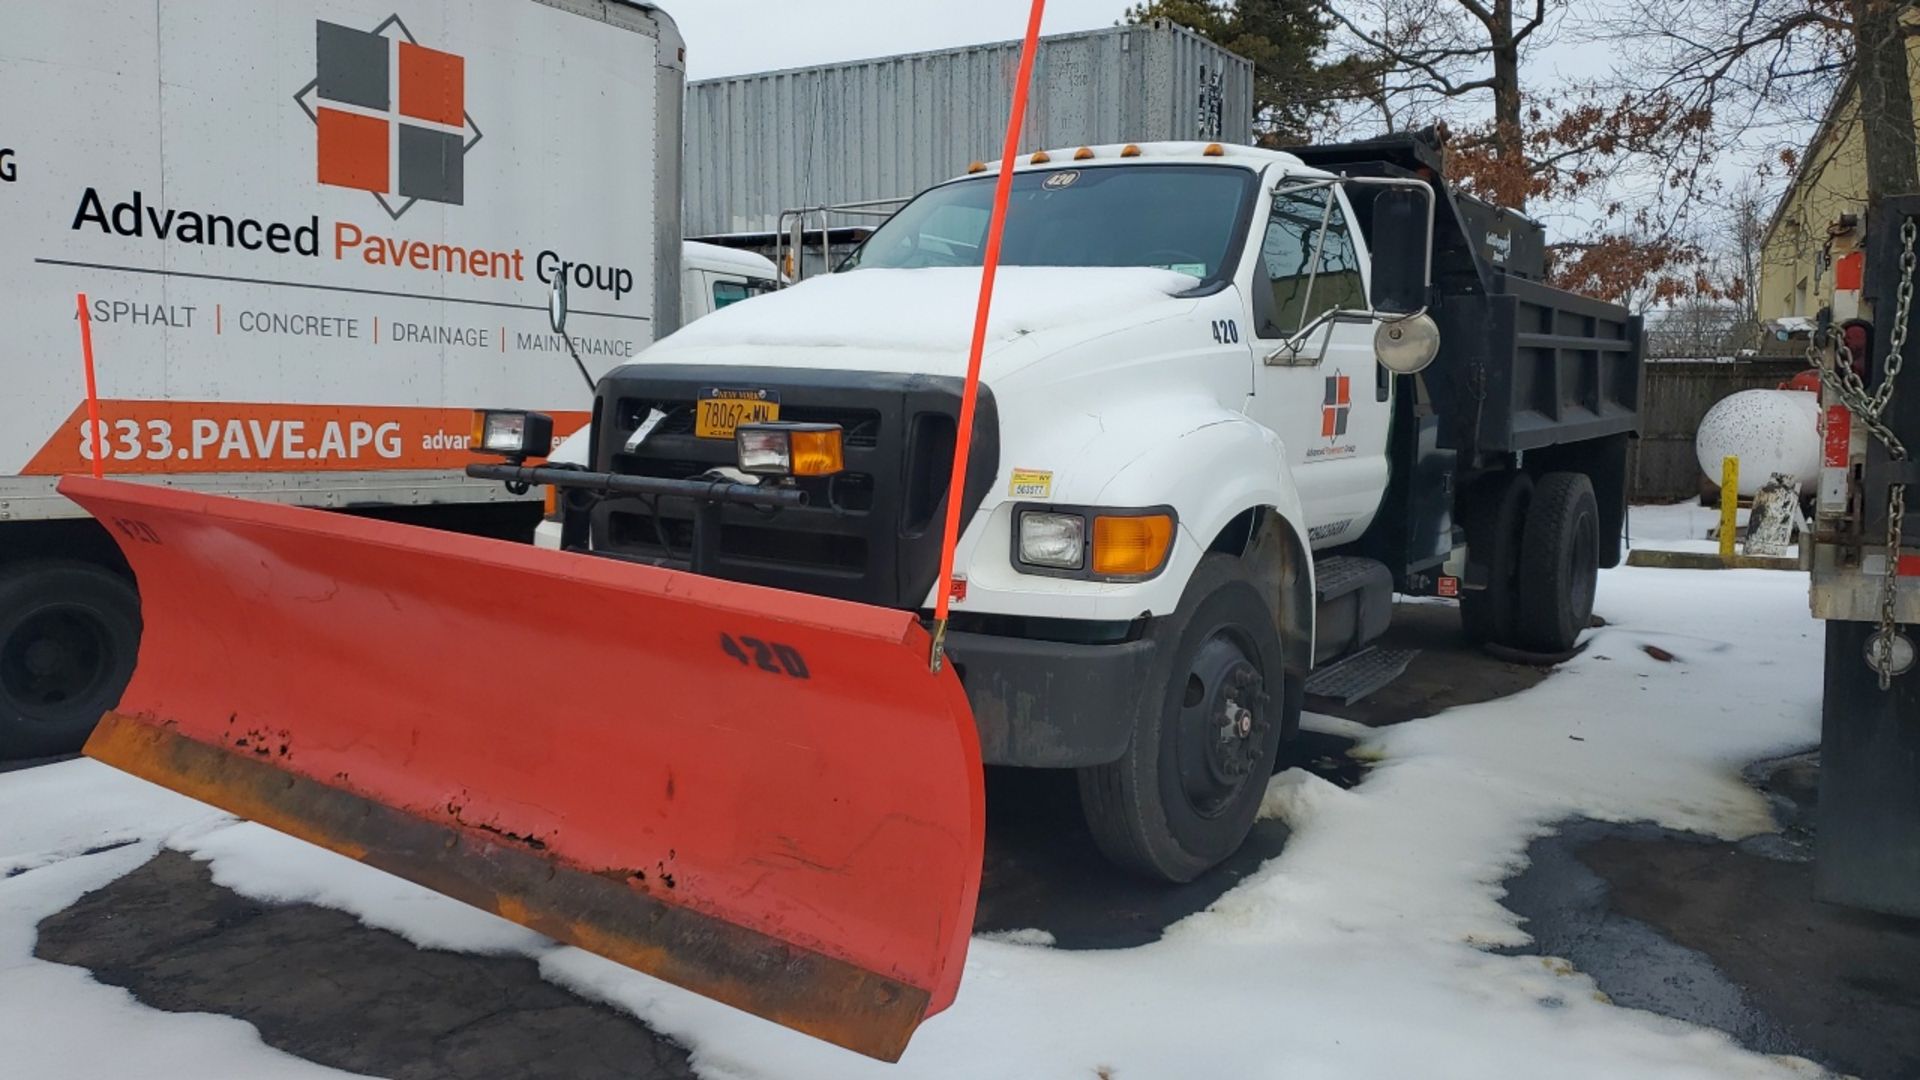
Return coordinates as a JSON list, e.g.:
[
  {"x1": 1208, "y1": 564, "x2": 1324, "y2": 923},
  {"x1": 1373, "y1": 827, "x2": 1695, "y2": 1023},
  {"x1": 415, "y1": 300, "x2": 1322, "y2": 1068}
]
[{"x1": 85, "y1": 712, "x2": 933, "y2": 1061}]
